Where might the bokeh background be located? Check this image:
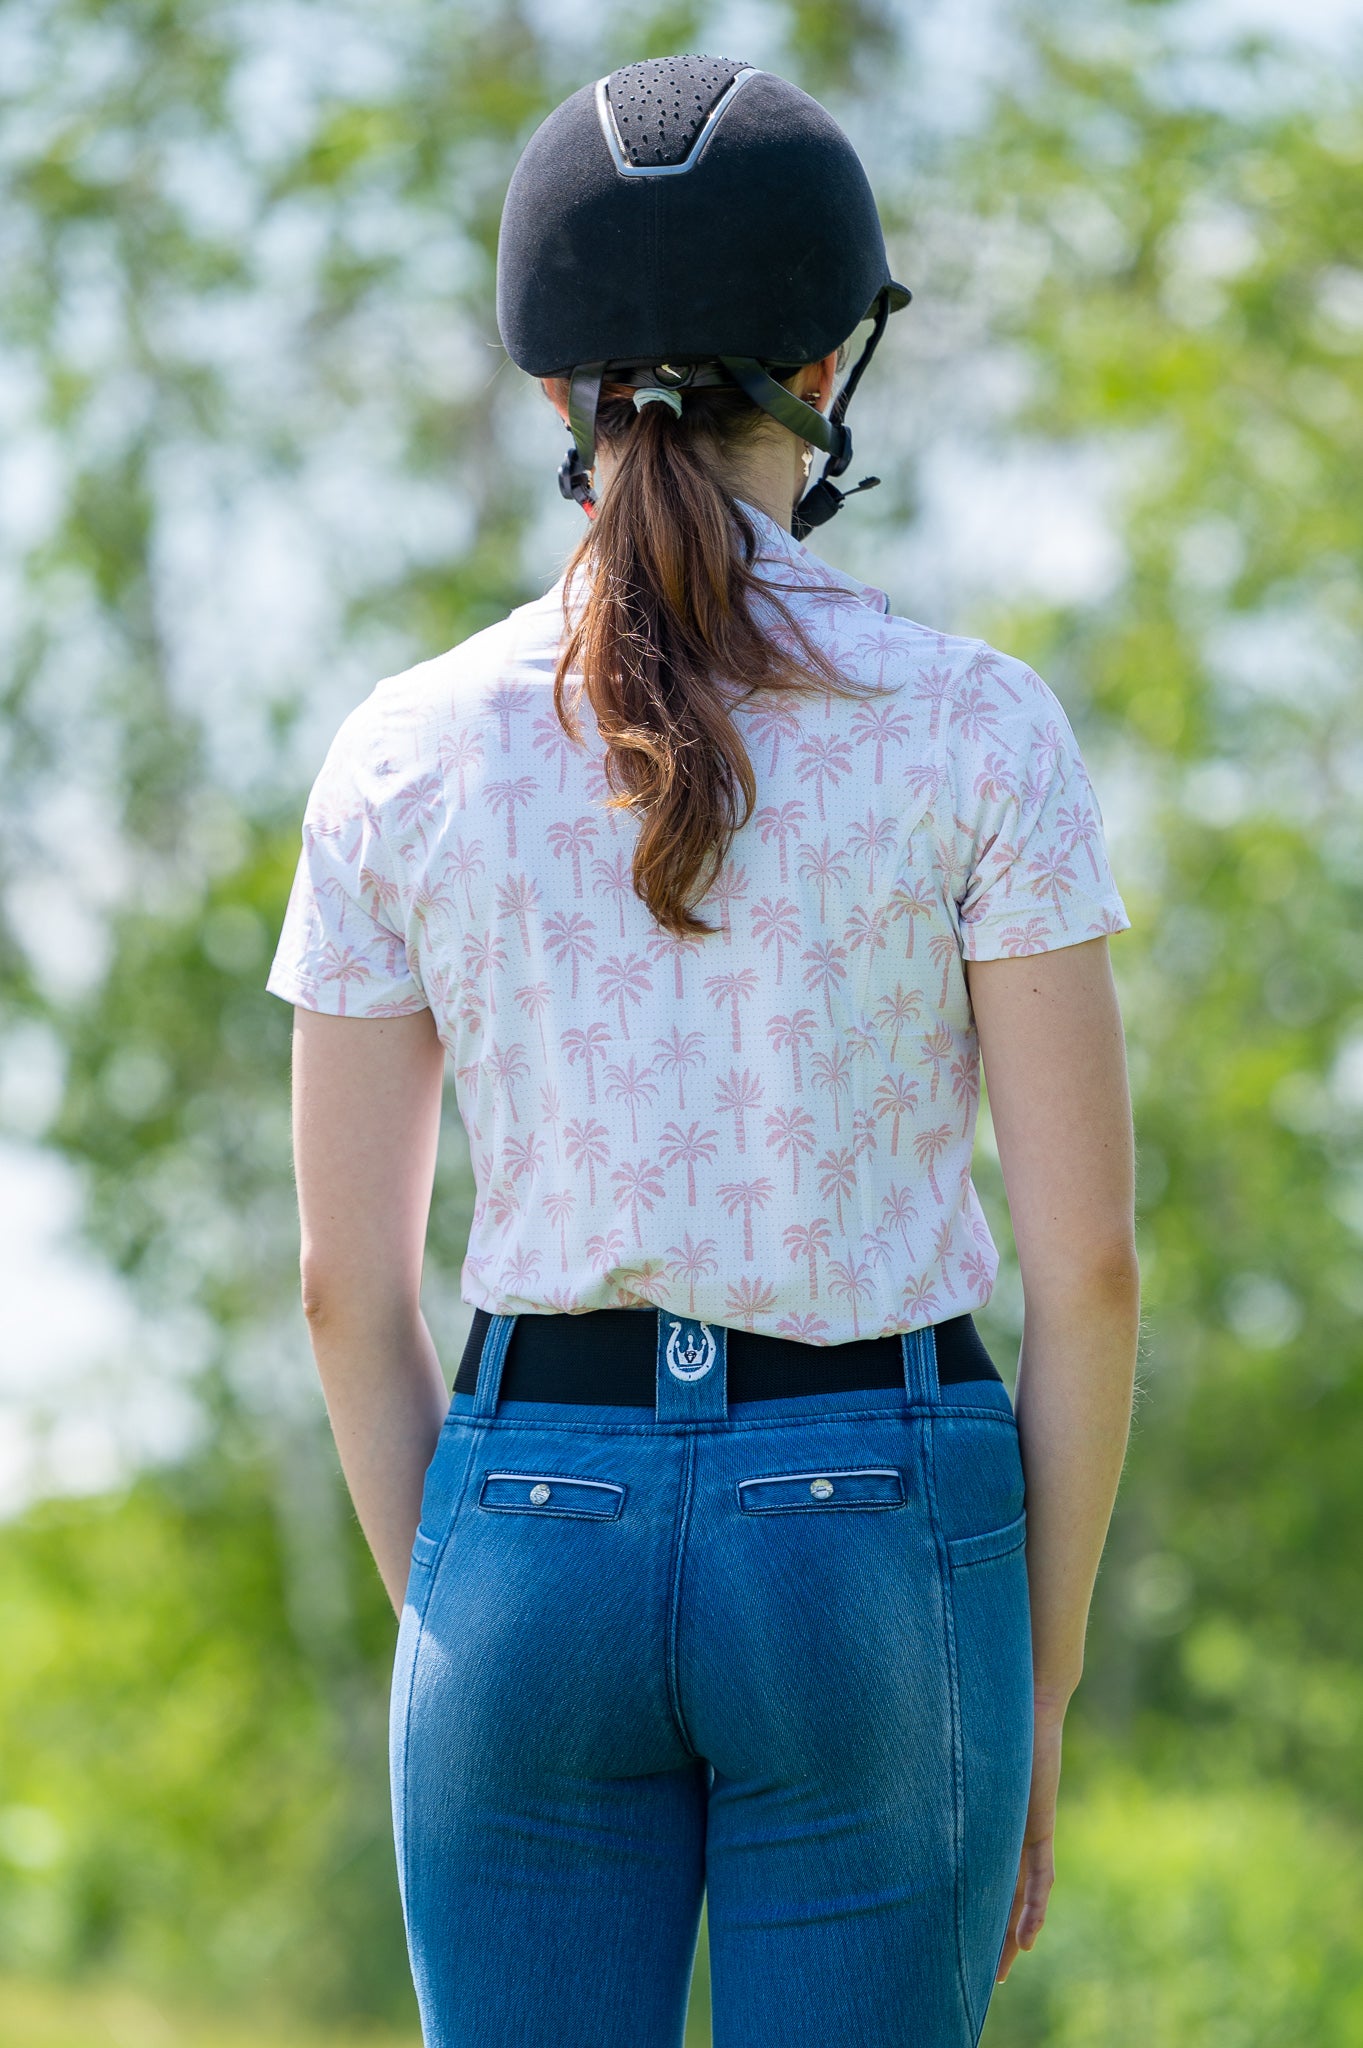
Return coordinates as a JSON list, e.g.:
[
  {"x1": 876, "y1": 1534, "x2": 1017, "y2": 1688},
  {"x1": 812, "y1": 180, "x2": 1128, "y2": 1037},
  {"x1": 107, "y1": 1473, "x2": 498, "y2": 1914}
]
[{"x1": 2, "y1": 0, "x2": 1362, "y2": 2041}]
